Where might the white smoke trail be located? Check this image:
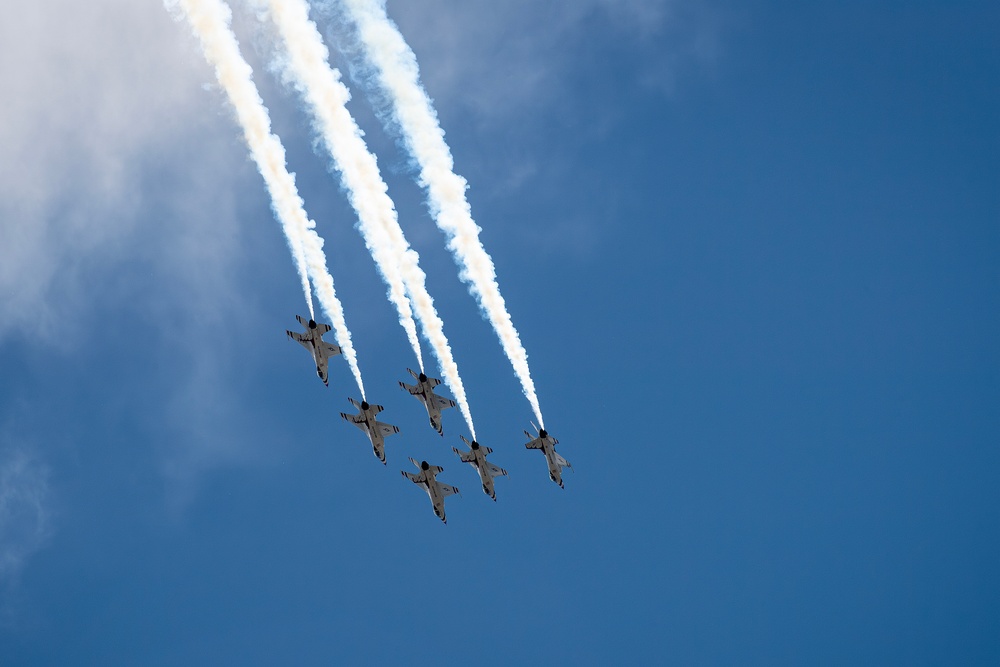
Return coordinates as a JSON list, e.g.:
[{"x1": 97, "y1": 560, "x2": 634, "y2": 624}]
[
  {"x1": 167, "y1": 0, "x2": 365, "y2": 399},
  {"x1": 333, "y1": 0, "x2": 545, "y2": 428},
  {"x1": 256, "y1": 0, "x2": 476, "y2": 437}
]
